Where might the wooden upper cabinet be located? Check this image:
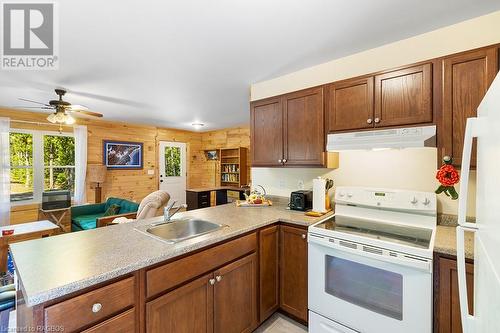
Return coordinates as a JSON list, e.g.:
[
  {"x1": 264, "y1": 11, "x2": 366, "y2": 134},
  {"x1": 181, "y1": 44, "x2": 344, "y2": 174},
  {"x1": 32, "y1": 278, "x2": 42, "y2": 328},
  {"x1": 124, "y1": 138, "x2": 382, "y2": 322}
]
[
  {"x1": 280, "y1": 225, "x2": 308, "y2": 323},
  {"x1": 327, "y1": 77, "x2": 374, "y2": 132},
  {"x1": 374, "y1": 63, "x2": 433, "y2": 127},
  {"x1": 214, "y1": 254, "x2": 258, "y2": 333},
  {"x1": 251, "y1": 97, "x2": 283, "y2": 166},
  {"x1": 442, "y1": 47, "x2": 498, "y2": 167},
  {"x1": 283, "y1": 87, "x2": 325, "y2": 166}
]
